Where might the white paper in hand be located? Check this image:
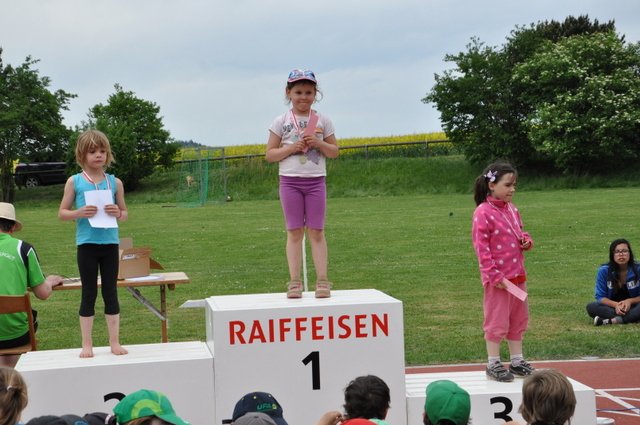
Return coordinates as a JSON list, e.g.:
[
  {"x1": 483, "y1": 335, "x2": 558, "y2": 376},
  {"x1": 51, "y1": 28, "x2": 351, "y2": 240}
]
[
  {"x1": 504, "y1": 280, "x2": 528, "y2": 301},
  {"x1": 84, "y1": 190, "x2": 118, "y2": 228}
]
